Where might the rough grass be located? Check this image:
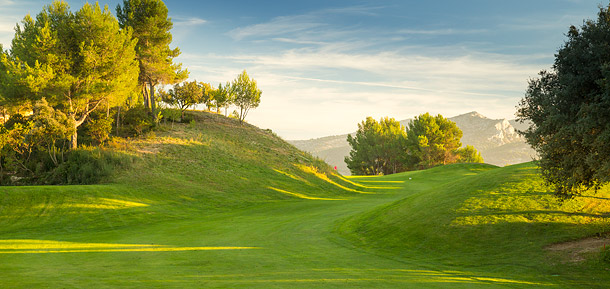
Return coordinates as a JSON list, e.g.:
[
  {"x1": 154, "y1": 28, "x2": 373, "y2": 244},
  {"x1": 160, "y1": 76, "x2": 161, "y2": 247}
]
[{"x1": 0, "y1": 111, "x2": 609, "y2": 288}]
